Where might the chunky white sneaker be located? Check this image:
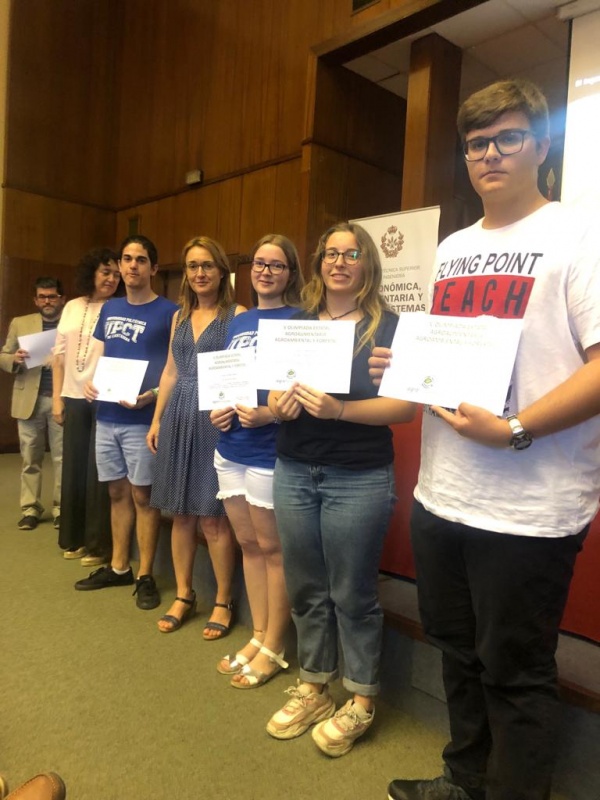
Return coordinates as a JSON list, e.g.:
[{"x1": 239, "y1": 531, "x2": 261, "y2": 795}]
[
  {"x1": 311, "y1": 699, "x2": 374, "y2": 757},
  {"x1": 266, "y1": 681, "x2": 335, "y2": 740}
]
